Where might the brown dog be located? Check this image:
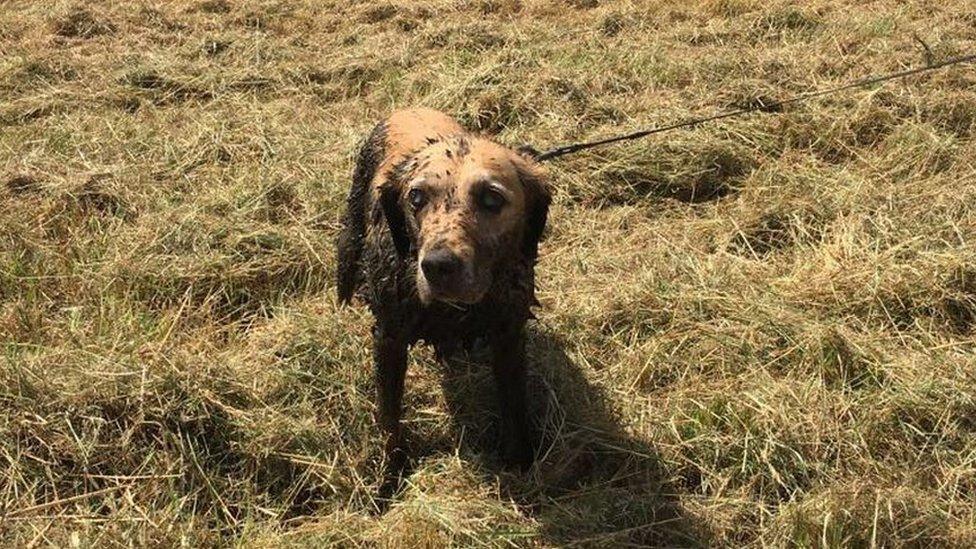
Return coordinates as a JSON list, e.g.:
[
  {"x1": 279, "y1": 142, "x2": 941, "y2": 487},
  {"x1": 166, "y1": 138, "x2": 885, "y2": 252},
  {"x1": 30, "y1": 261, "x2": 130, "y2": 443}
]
[{"x1": 336, "y1": 108, "x2": 551, "y2": 470}]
